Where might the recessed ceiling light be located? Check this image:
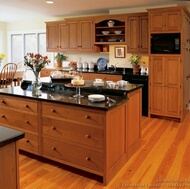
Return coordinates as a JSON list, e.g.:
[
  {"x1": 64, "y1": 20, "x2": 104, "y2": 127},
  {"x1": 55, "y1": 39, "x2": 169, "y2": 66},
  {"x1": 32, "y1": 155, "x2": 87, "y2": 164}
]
[{"x1": 46, "y1": 1, "x2": 54, "y2": 4}]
